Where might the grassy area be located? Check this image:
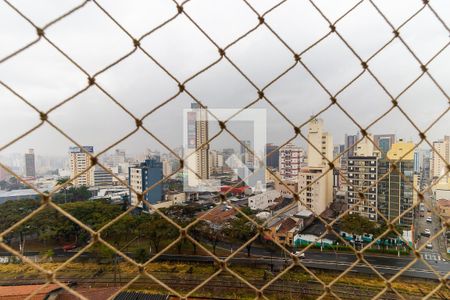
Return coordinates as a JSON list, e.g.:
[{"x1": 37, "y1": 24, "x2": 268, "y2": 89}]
[{"x1": 0, "y1": 260, "x2": 447, "y2": 299}]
